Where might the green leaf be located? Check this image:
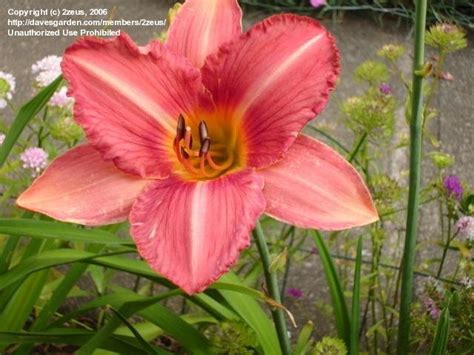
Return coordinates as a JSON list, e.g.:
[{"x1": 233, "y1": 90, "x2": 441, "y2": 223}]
[
  {"x1": 0, "y1": 270, "x2": 49, "y2": 331},
  {"x1": 0, "y1": 249, "x2": 135, "y2": 290},
  {"x1": 294, "y1": 321, "x2": 314, "y2": 355},
  {"x1": 51, "y1": 286, "x2": 225, "y2": 350},
  {"x1": 76, "y1": 291, "x2": 212, "y2": 355},
  {"x1": 219, "y1": 273, "x2": 281, "y2": 355},
  {"x1": 0, "y1": 219, "x2": 131, "y2": 245},
  {"x1": 50, "y1": 287, "x2": 214, "y2": 354},
  {"x1": 350, "y1": 237, "x2": 363, "y2": 355},
  {"x1": 0, "y1": 76, "x2": 63, "y2": 167},
  {"x1": 0, "y1": 329, "x2": 154, "y2": 354},
  {"x1": 50, "y1": 290, "x2": 180, "y2": 328},
  {"x1": 110, "y1": 308, "x2": 161, "y2": 354},
  {"x1": 311, "y1": 230, "x2": 350, "y2": 347},
  {"x1": 32, "y1": 245, "x2": 105, "y2": 330},
  {"x1": 191, "y1": 293, "x2": 239, "y2": 321},
  {"x1": 429, "y1": 302, "x2": 450, "y2": 355}
]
